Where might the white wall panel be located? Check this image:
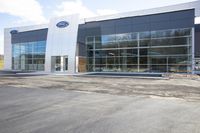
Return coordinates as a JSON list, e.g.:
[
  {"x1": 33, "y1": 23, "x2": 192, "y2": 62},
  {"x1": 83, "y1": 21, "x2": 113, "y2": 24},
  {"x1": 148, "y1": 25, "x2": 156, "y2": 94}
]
[
  {"x1": 45, "y1": 14, "x2": 79, "y2": 73},
  {"x1": 4, "y1": 29, "x2": 12, "y2": 70}
]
